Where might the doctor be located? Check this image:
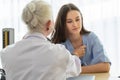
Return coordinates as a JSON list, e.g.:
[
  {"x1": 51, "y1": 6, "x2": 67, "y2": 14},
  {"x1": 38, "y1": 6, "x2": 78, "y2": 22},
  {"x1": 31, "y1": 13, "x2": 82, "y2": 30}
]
[{"x1": 0, "y1": 0, "x2": 82, "y2": 80}]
